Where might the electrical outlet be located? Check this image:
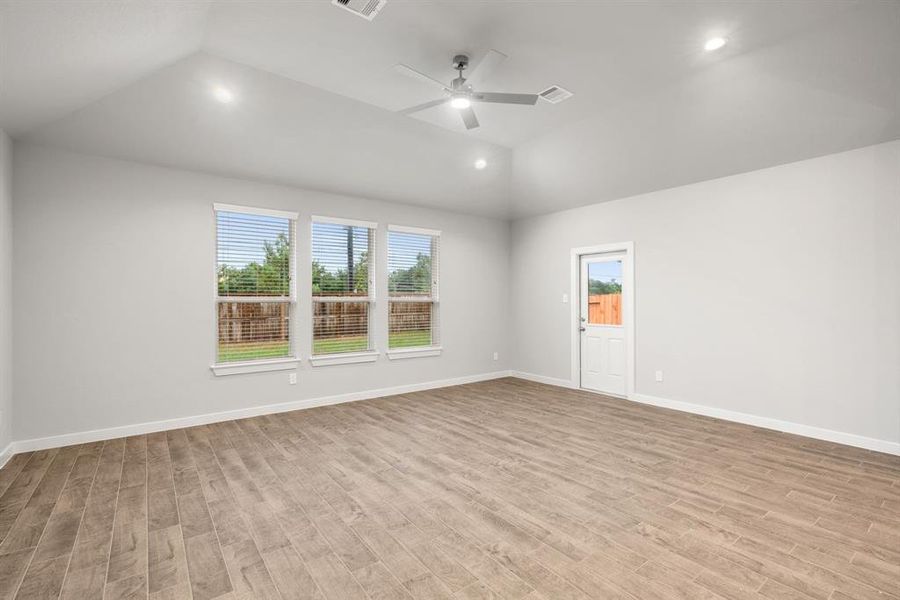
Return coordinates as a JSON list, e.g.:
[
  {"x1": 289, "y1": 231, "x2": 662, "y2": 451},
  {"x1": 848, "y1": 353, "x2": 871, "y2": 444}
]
[
  {"x1": 493, "y1": 352, "x2": 499, "y2": 361},
  {"x1": 289, "y1": 373, "x2": 297, "y2": 385},
  {"x1": 655, "y1": 370, "x2": 664, "y2": 382},
  {"x1": 562, "y1": 293, "x2": 569, "y2": 303}
]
